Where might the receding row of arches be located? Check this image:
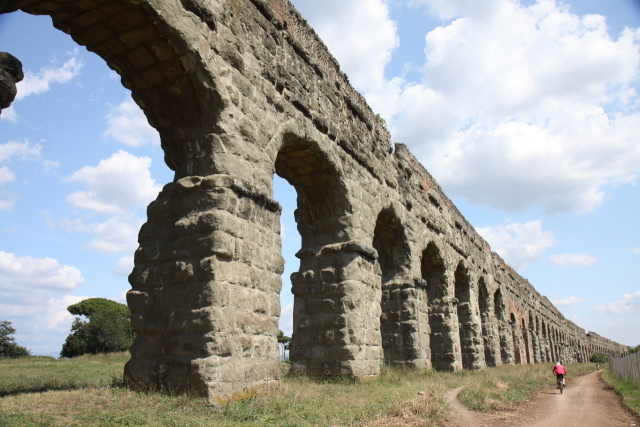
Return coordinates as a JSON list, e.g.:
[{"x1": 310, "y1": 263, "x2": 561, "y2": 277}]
[
  {"x1": 369, "y1": 207, "x2": 507, "y2": 370},
  {"x1": 507, "y1": 311, "x2": 602, "y2": 365},
  {"x1": 275, "y1": 134, "x2": 608, "y2": 376},
  {"x1": 356, "y1": 202, "x2": 607, "y2": 371}
]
